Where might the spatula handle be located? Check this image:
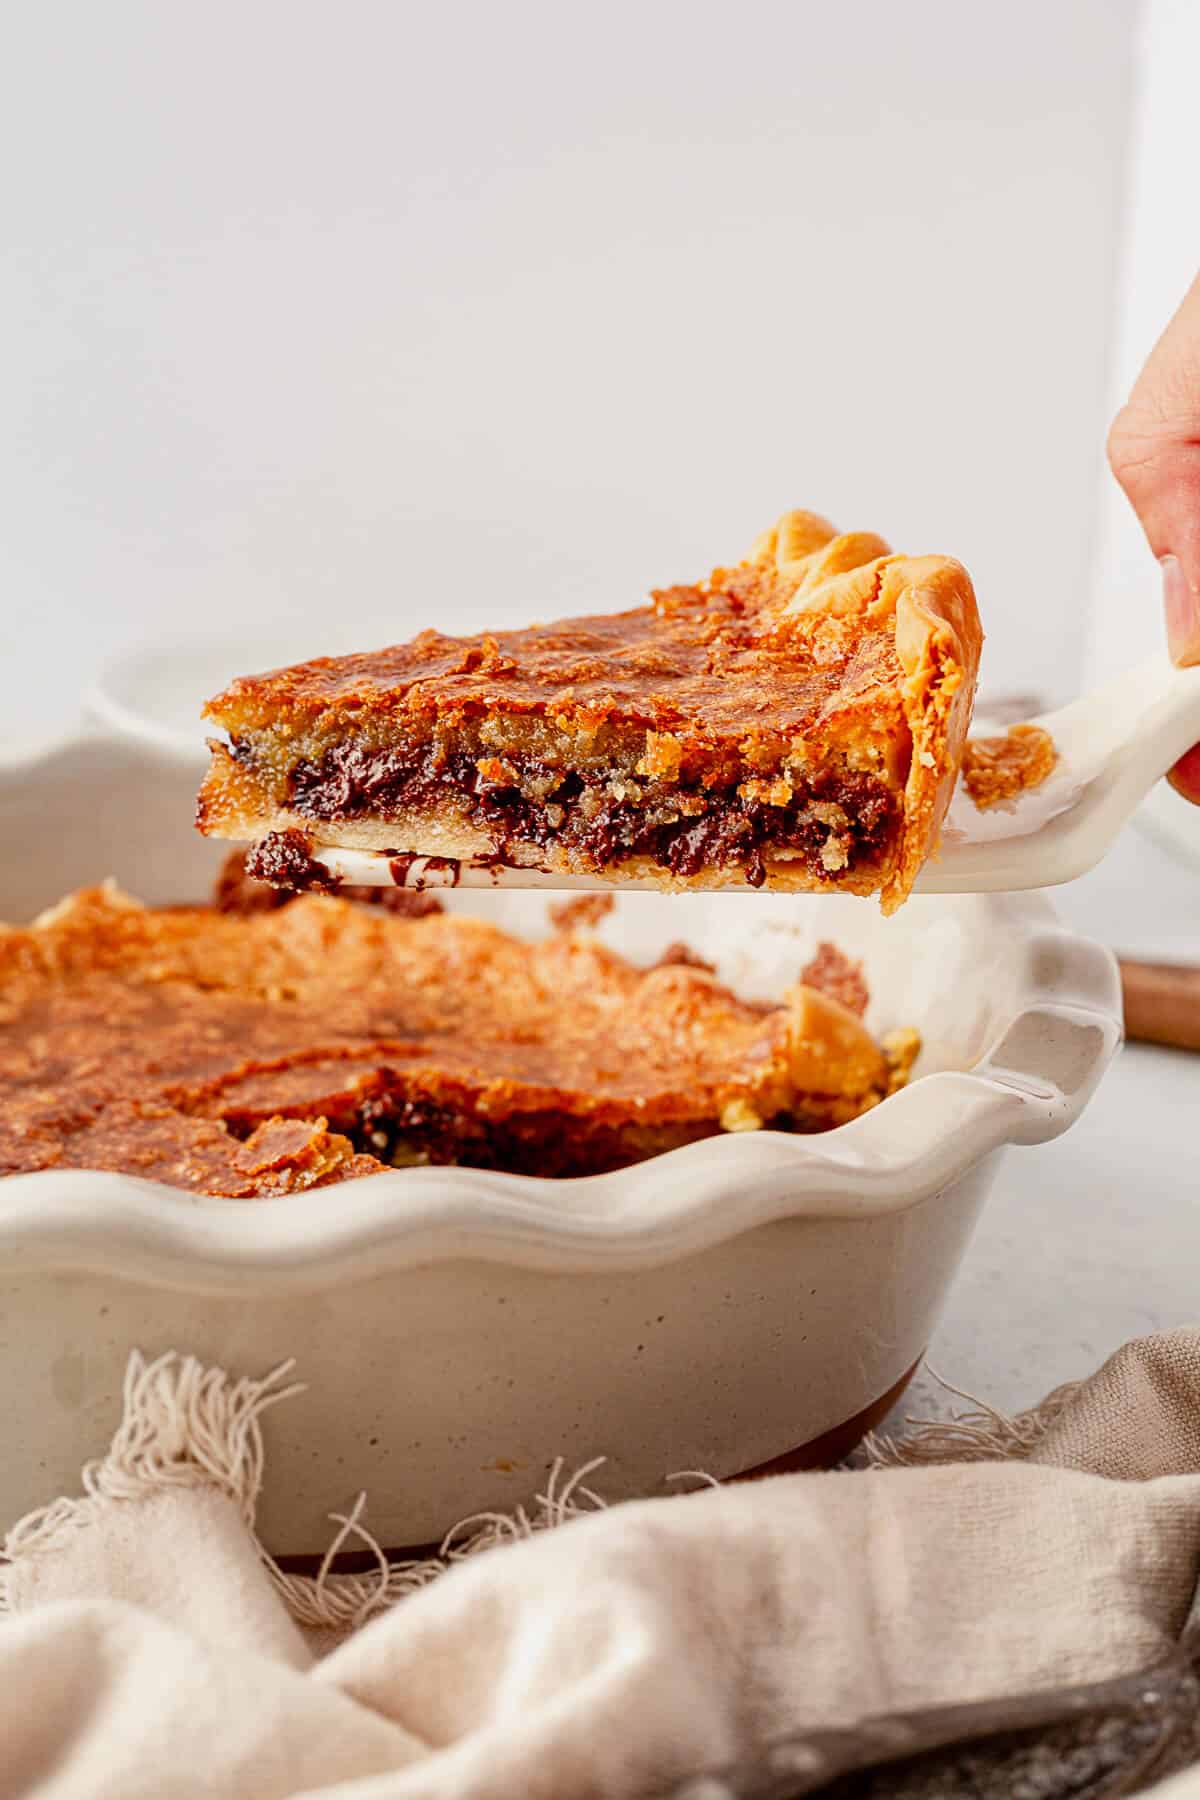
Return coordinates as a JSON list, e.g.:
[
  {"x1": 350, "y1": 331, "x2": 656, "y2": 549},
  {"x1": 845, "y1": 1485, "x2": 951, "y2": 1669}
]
[{"x1": 1118, "y1": 959, "x2": 1200, "y2": 1052}]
